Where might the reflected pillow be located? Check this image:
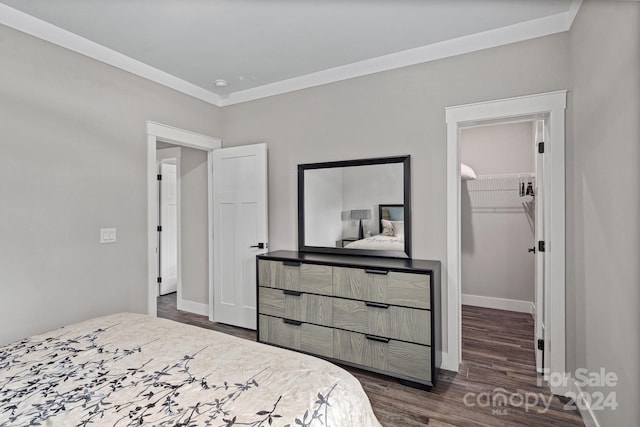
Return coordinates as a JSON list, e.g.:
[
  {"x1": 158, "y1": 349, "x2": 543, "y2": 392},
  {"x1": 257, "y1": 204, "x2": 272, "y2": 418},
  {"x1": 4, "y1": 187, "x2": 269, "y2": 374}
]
[
  {"x1": 391, "y1": 221, "x2": 404, "y2": 238},
  {"x1": 381, "y1": 219, "x2": 395, "y2": 236}
]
